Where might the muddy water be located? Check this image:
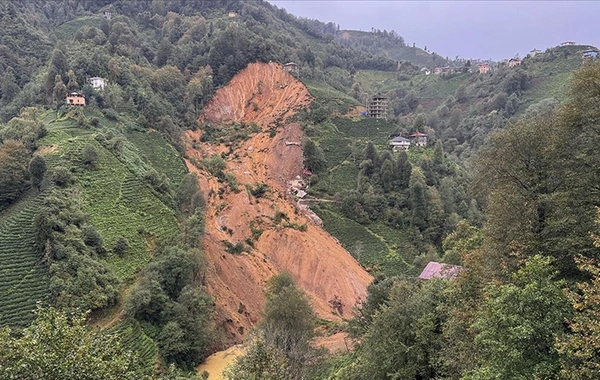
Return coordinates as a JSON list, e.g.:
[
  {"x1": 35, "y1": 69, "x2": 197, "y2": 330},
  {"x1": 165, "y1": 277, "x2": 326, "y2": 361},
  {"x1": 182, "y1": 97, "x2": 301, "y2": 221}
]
[{"x1": 197, "y1": 345, "x2": 245, "y2": 379}]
